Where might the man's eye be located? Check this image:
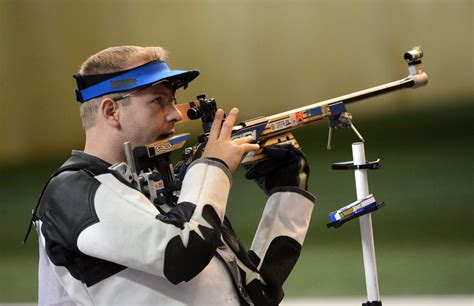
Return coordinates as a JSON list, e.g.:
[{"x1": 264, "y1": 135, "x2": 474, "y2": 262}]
[
  {"x1": 152, "y1": 96, "x2": 176, "y2": 107},
  {"x1": 152, "y1": 97, "x2": 165, "y2": 106}
]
